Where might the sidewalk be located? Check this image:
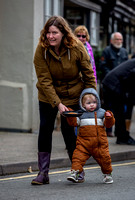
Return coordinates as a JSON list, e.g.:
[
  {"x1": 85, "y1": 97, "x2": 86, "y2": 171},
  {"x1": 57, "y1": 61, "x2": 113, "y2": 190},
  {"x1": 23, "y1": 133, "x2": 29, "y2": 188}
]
[{"x1": 0, "y1": 123, "x2": 135, "y2": 175}]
